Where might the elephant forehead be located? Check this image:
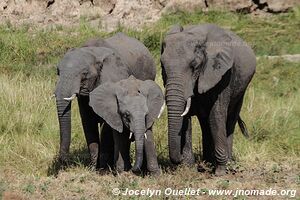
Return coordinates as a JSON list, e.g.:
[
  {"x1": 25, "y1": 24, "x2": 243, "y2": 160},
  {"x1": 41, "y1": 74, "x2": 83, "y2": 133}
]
[
  {"x1": 163, "y1": 38, "x2": 195, "y2": 59},
  {"x1": 165, "y1": 33, "x2": 193, "y2": 46},
  {"x1": 165, "y1": 40, "x2": 186, "y2": 54},
  {"x1": 59, "y1": 50, "x2": 93, "y2": 71},
  {"x1": 119, "y1": 78, "x2": 141, "y2": 95},
  {"x1": 123, "y1": 95, "x2": 147, "y2": 110}
]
